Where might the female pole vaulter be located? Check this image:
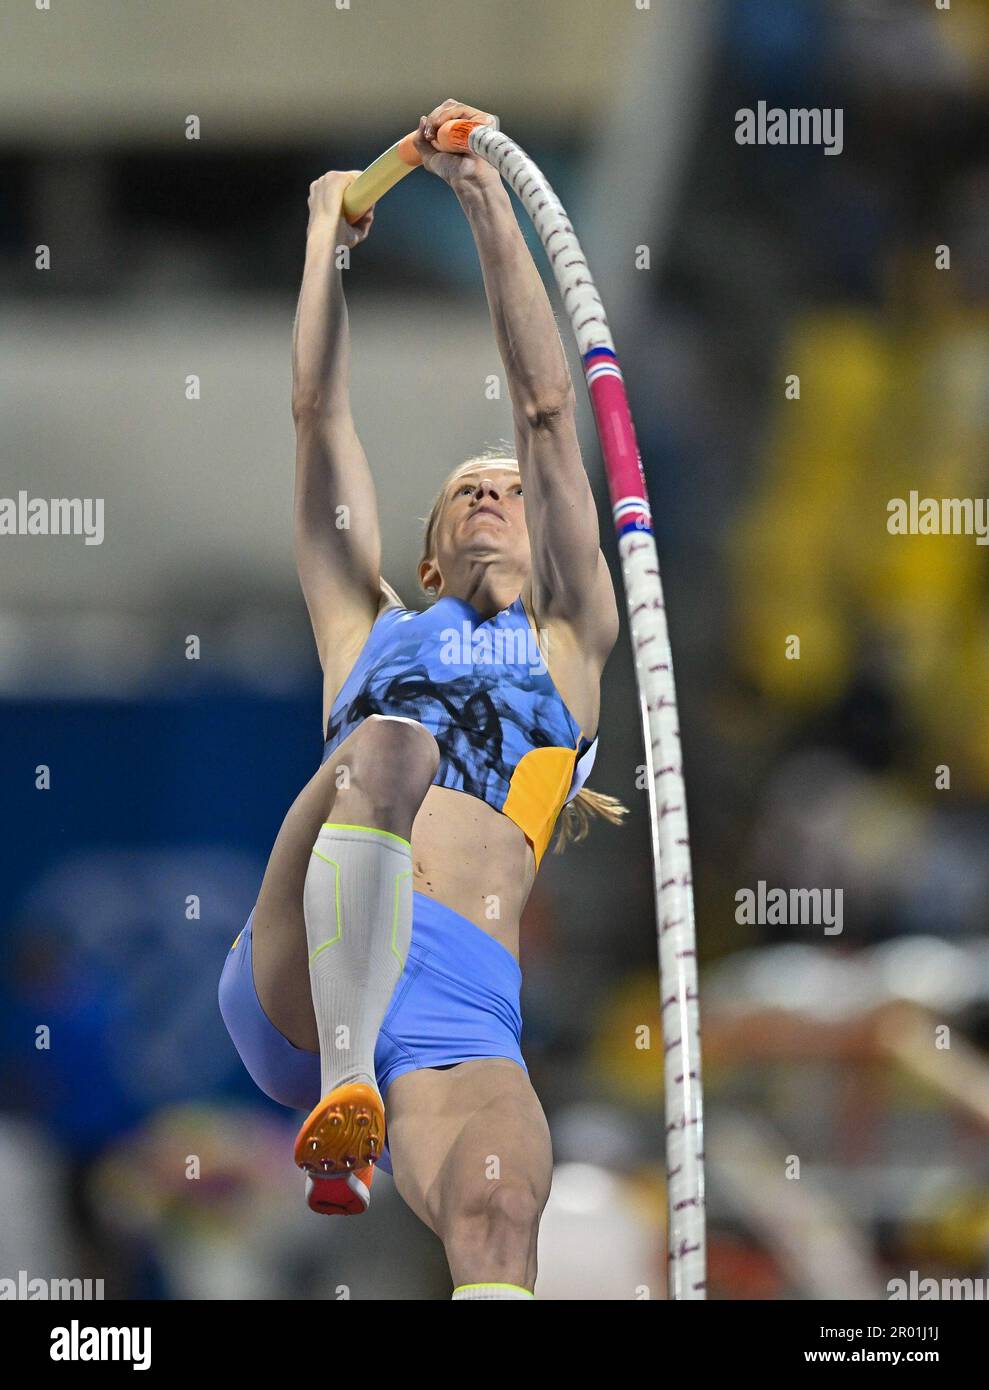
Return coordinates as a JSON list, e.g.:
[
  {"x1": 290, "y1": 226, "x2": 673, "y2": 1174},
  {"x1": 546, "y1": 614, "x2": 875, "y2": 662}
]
[{"x1": 219, "y1": 98, "x2": 626, "y2": 1301}]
